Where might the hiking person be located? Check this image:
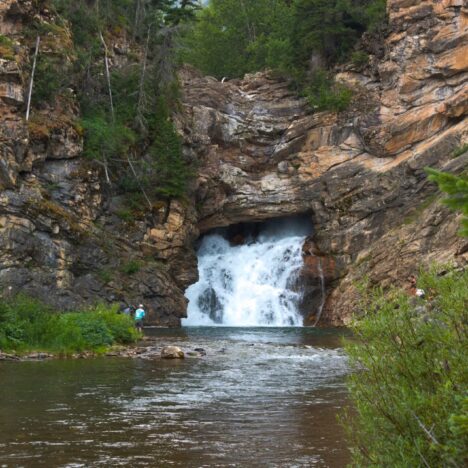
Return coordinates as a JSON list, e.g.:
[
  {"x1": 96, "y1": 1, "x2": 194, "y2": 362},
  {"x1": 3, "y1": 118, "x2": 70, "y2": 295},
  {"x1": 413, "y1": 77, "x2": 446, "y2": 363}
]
[
  {"x1": 134, "y1": 304, "x2": 146, "y2": 332},
  {"x1": 408, "y1": 275, "x2": 425, "y2": 298},
  {"x1": 408, "y1": 275, "x2": 417, "y2": 295}
]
